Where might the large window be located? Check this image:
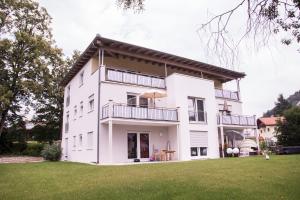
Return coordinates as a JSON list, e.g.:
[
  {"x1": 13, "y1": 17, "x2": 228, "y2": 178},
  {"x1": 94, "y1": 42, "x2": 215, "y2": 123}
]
[
  {"x1": 127, "y1": 94, "x2": 137, "y2": 107},
  {"x1": 127, "y1": 94, "x2": 148, "y2": 108},
  {"x1": 139, "y1": 97, "x2": 148, "y2": 108},
  {"x1": 188, "y1": 97, "x2": 206, "y2": 122}
]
